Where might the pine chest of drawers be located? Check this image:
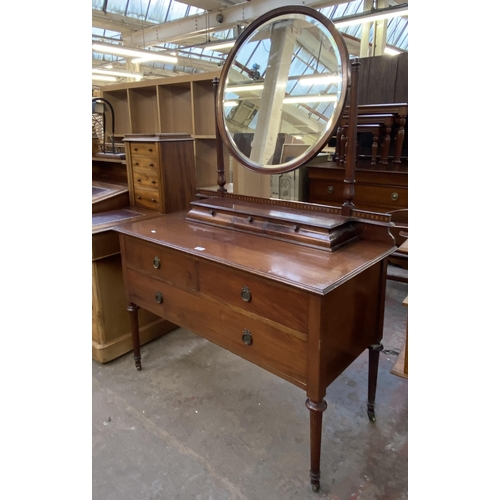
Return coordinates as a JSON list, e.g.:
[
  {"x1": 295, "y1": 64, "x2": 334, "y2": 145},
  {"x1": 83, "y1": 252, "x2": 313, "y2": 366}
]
[{"x1": 124, "y1": 133, "x2": 196, "y2": 214}]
